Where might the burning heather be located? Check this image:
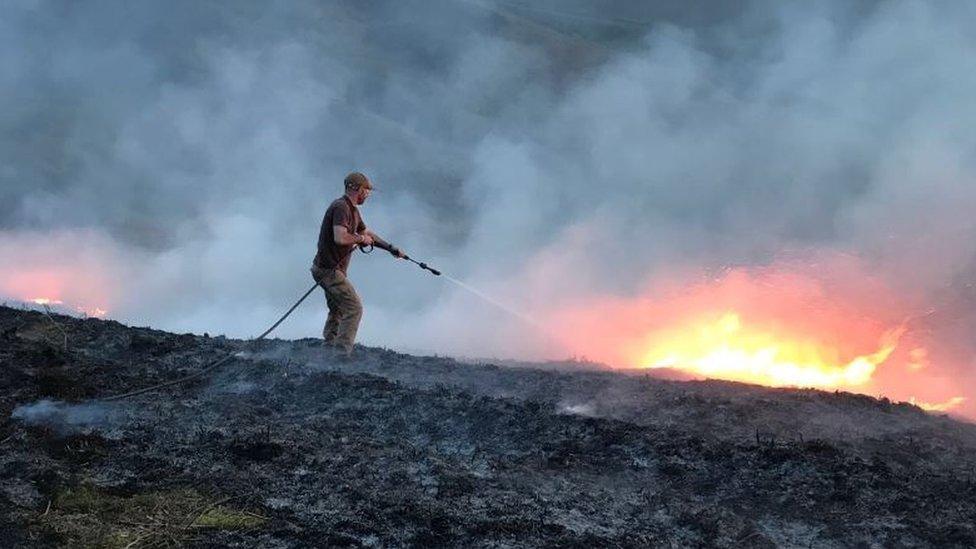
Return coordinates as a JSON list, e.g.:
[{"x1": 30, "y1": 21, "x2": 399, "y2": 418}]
[
  {"x1": 25, "y1": 298, "x2": 108, "y2": 318},
  {"x1": 635, "y1": 311, "x2": 902, "y2": 389},
  {"x1": 28, "y1": 298, "x2": 62, "y2": 306},
  {"x1": 0, "y1": 231, "x2": 116, "y2": 318},
  {"x1": 911, "y1": 396, "x2": 968, "y2": 413},
  {"x1": 545, "y1": 256, "x2": 968, "y2": 415}
]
